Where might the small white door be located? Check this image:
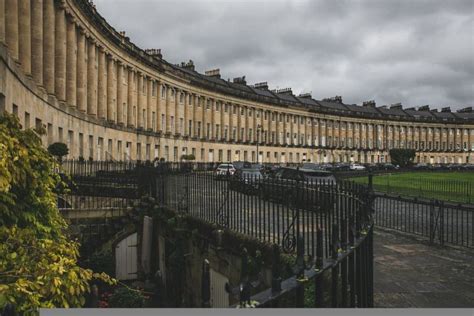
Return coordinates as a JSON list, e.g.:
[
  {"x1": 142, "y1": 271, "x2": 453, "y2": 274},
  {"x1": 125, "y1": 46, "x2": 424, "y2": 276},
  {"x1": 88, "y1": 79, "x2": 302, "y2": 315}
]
[
  {"x1": 210, "y1": 269, "x2": 229, "y2": 308},
  {"x1": 115, "y1": 232, "x2": 138, "y2": 280}
]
